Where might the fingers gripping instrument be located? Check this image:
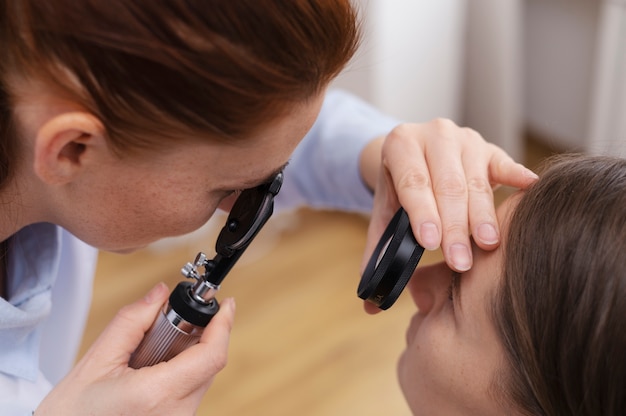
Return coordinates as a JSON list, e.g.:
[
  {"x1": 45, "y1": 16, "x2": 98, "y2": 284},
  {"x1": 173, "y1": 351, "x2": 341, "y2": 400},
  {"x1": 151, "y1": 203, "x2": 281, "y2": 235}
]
[{"x1": 129, "y1": 172, "x2": 283, "y2": 368}]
